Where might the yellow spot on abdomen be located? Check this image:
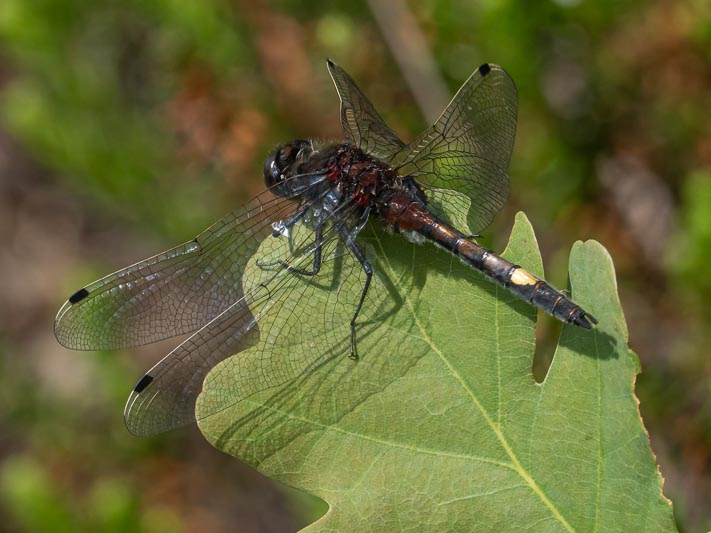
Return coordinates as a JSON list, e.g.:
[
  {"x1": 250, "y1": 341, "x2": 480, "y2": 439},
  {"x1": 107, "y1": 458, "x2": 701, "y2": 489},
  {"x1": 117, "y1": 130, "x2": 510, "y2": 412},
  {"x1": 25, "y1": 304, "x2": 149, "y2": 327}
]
[{"x1": 510, "y1": 268, "x2": 538, "y2": 286}]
